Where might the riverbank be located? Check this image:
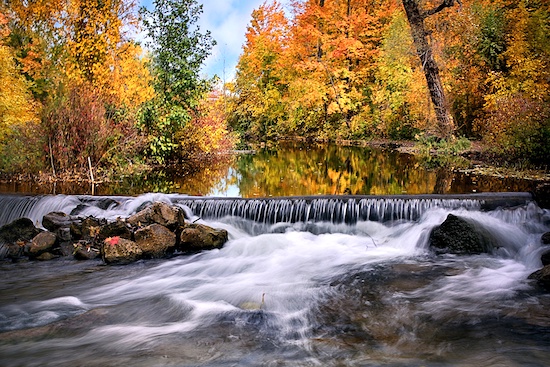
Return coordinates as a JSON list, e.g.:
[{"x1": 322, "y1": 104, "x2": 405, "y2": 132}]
[{"x1": 0, "y1": 139, "x2": 548, "y2": 202}]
